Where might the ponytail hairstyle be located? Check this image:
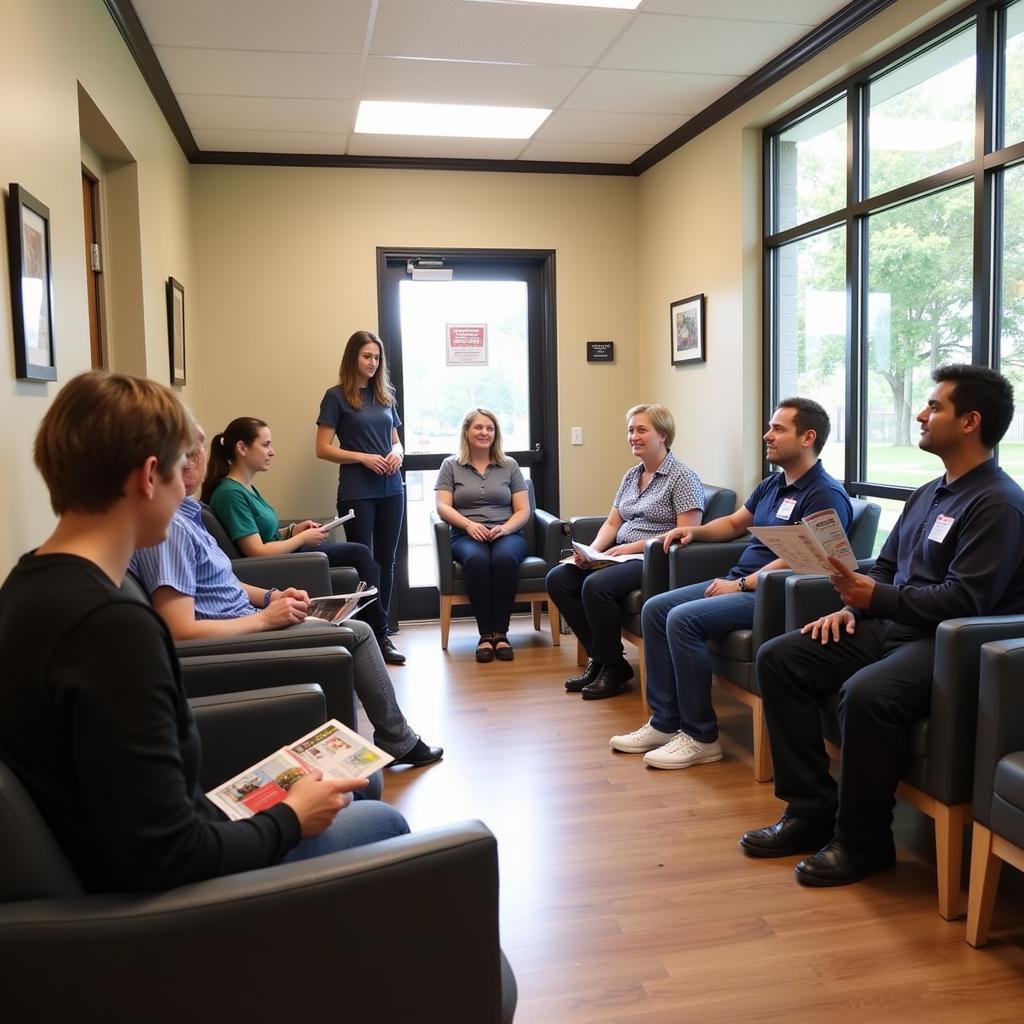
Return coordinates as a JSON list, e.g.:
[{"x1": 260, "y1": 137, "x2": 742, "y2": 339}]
[
  {"x1": 338, "y1": 330, "x2": 394, "y2": 410},
  {"x1": 200, "y1": 416, "x2": 268, "y2": 504}
]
